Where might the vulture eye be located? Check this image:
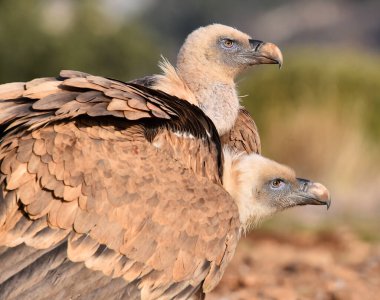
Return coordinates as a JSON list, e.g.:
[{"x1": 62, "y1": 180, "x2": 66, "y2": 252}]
[
  {"x1": 221, "y1": 39, "x2": 236, "y2": 49},
  {"x1": 270, "y1": 178, "x2": 285, "y2": 189}
]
